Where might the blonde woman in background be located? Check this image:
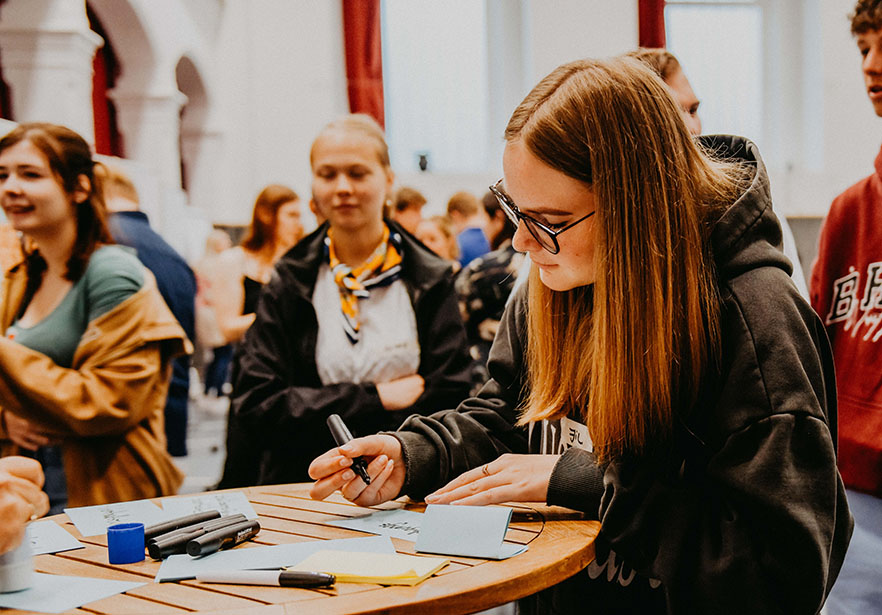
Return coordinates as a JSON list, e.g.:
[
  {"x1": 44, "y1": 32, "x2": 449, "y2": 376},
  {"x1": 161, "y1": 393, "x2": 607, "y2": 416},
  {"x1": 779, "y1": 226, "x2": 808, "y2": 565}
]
[{"x1": 227, "y1": 114, "x2": 471, "y2": 486}]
